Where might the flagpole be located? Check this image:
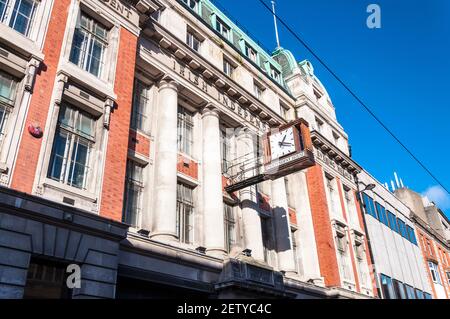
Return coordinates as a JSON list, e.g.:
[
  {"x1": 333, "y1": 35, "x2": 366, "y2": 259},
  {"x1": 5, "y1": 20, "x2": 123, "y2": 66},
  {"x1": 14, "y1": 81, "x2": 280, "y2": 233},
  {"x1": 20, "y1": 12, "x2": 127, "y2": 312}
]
[{"x1": 271, "y1": 1, "x2": 281, "y2": 48}]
